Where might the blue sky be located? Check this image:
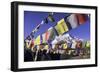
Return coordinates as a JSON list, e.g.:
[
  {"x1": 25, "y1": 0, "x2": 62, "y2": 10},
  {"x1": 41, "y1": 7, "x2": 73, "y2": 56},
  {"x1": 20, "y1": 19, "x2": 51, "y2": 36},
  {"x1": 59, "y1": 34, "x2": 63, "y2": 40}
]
[{"x1": 24, "y1": 11, "x2": 90, "y2": 41}]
